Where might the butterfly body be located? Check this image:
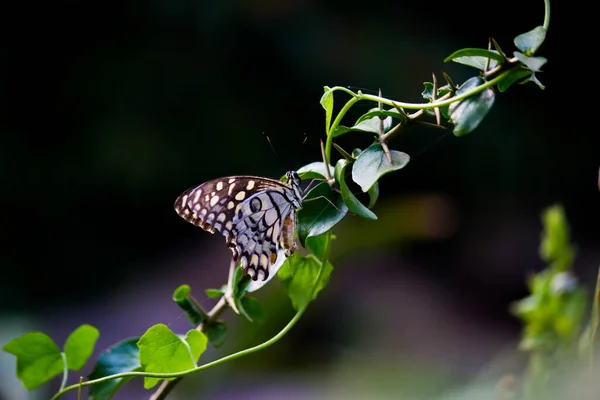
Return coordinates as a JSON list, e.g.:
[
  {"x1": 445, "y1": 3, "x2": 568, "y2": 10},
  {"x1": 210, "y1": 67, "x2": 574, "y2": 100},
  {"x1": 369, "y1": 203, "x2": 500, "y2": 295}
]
[{"x1": 174, "y1": 171, "x2": 302, "y2": 282}]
